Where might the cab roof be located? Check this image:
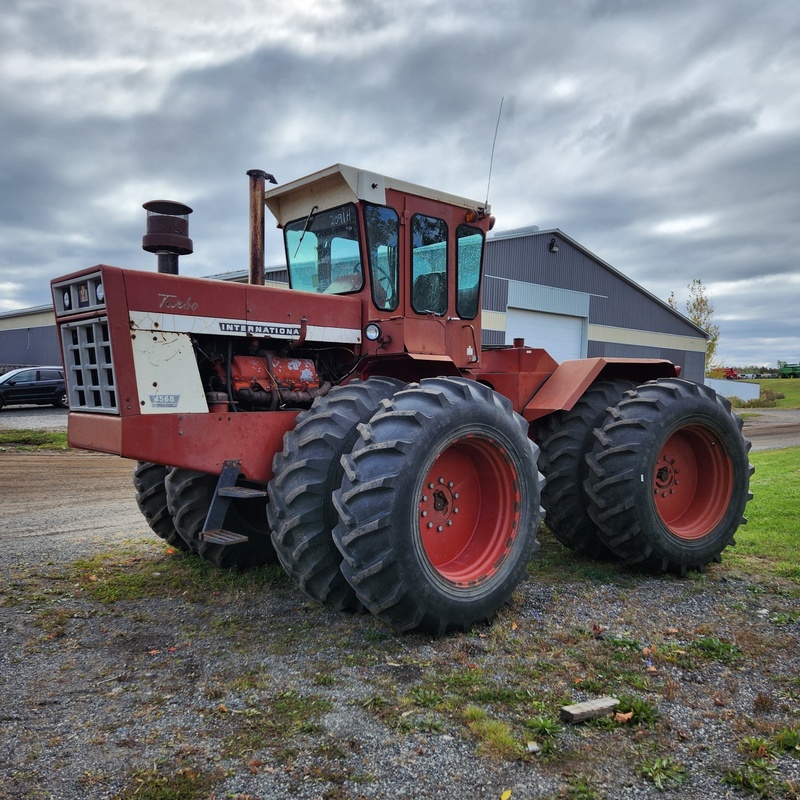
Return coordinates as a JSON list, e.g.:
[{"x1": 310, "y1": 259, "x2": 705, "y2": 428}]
[{"x1": 263, "y1": 163, "x2": 488, "y2": 227}]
